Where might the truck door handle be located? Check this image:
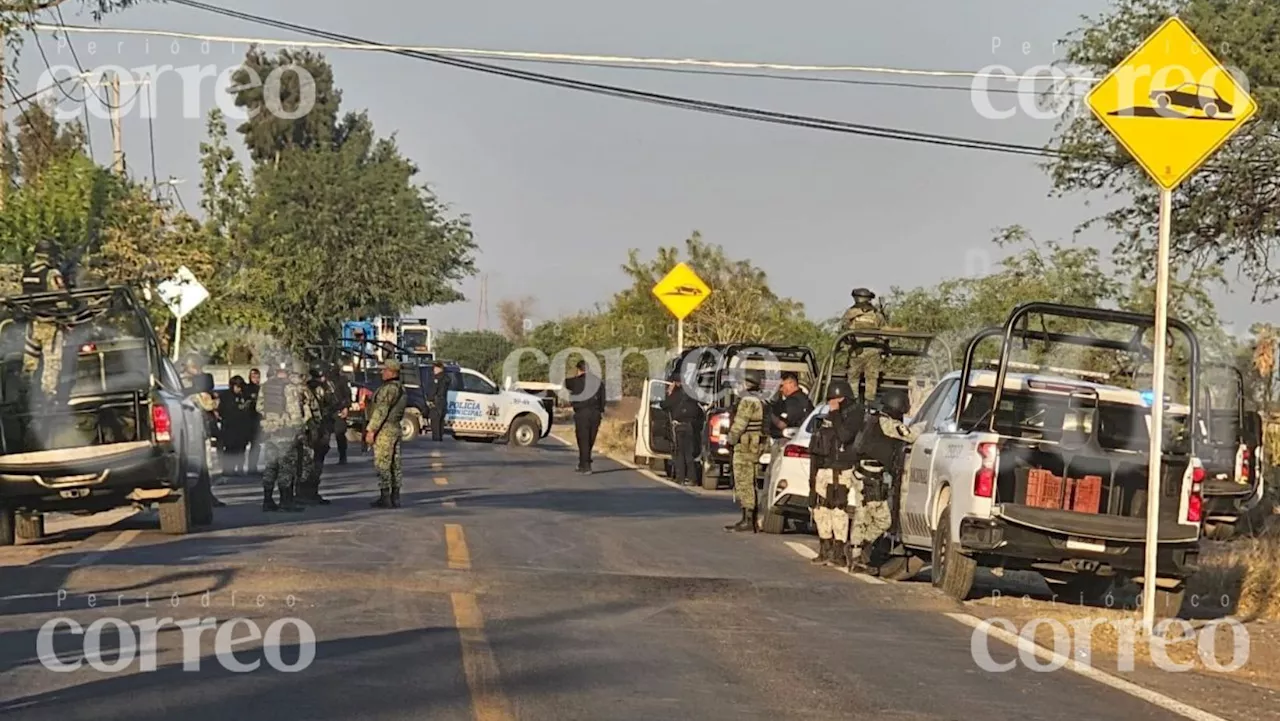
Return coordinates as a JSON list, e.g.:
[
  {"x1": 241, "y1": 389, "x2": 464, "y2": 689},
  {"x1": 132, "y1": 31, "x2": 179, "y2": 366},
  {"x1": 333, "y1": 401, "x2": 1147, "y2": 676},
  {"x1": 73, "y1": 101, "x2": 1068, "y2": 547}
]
[{"x1": 922, "y1": 447, "x2": 932, "y2": 455}]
